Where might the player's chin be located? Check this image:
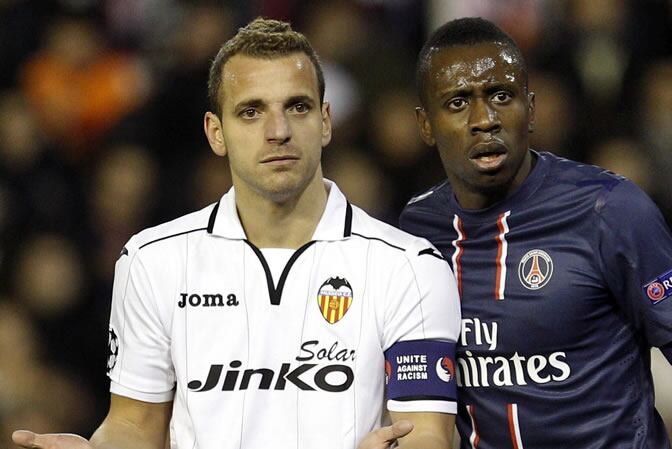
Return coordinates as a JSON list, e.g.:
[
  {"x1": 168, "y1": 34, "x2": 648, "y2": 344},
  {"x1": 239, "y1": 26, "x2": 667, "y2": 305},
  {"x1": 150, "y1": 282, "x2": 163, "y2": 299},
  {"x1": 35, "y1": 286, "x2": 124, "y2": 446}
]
[
  {"x1": 470, "y1": 171, "x2": 515, "y2": 192},
  {"x1": 262, "y1": 176, "x2": 307, "y2": 201}
]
